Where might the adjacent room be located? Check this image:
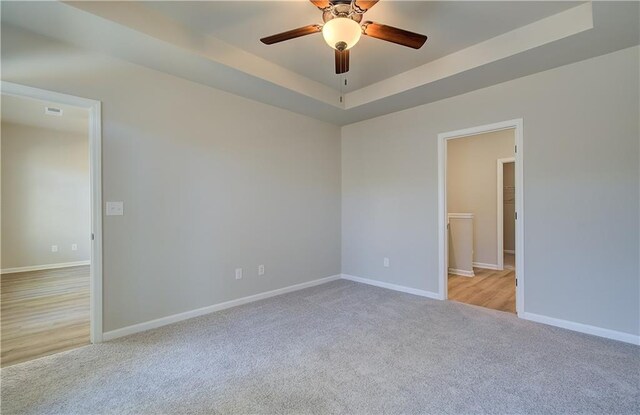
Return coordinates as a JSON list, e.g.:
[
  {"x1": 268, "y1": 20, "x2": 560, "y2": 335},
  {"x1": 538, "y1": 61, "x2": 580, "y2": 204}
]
[
  {"x1": 446, "y1": 128, "x2": 517, "y2": 313},
  {"x1": 1, "y1": 95, "x2": 92, "y2": 367},
  {"x1": 1, "y1": 1, "x2": 638, "y2": 414}
]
